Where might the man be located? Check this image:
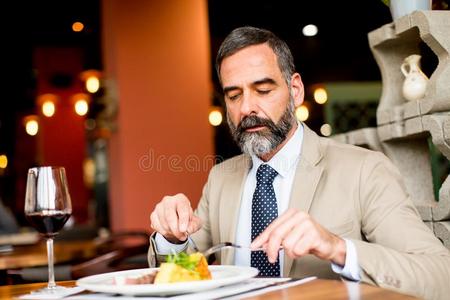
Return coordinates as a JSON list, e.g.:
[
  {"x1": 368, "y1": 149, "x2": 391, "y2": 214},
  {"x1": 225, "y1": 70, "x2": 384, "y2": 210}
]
[{"x1": 148, "y1": 26, "x2": 450, "y2": 299}]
